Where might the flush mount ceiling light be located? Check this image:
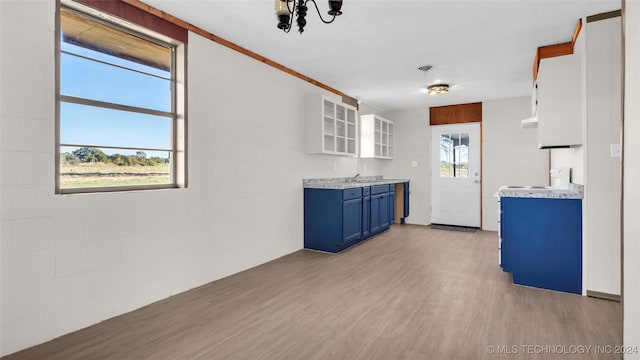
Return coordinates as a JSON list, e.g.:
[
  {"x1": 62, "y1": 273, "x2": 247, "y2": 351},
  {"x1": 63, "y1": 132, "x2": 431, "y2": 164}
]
[
  {"x1": 275, "y1": 0, "x2": 343, "y2": 34},
  {"x1": 418, "y1": 65, "x2": 450, "y2": 95},
  {"x1": 427, "y1": 83, "x2": 450, "y2": 95}
]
